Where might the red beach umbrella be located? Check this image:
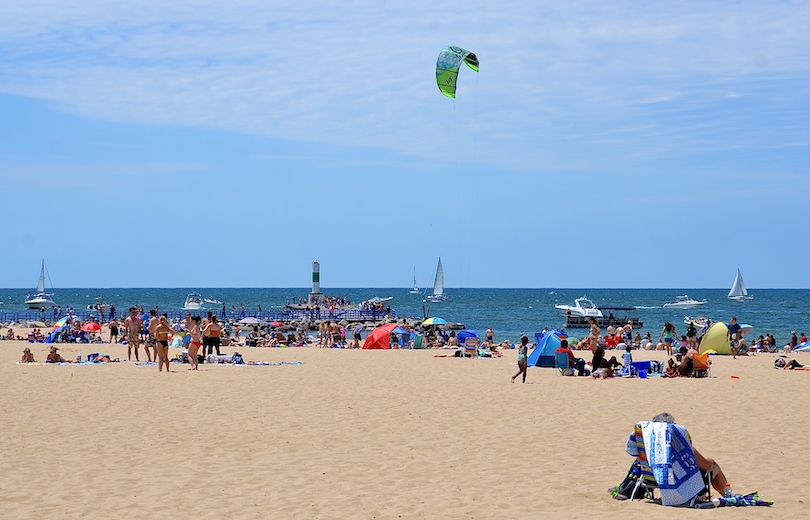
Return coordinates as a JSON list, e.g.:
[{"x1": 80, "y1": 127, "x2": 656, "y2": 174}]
[
  {"x1": 81, "y1": 322, "x2": 101, "y2": 332},
  {"x1": 362, "y1": 323, "x2": 397, "y2": 349},
  {"x1": 269, "y1": 321, "x2": 284, "y2": 327}
]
